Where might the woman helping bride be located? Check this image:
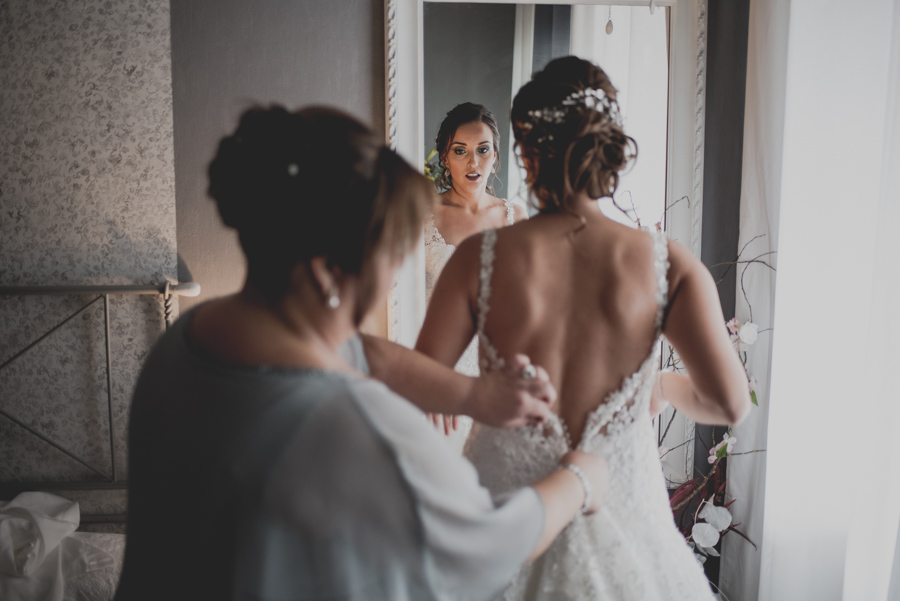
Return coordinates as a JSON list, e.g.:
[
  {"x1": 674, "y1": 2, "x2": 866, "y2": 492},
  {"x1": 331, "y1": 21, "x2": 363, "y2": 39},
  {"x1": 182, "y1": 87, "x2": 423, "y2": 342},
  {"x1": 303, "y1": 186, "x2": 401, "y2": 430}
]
[{"x1": 416, "y1": 57, "x2": 751, "y2": 600}]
